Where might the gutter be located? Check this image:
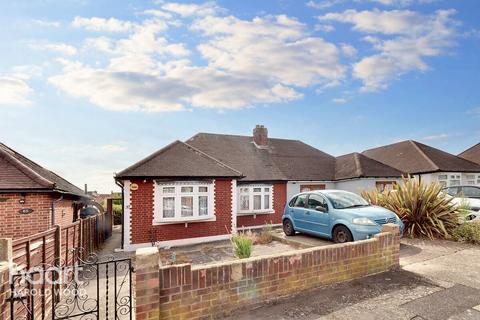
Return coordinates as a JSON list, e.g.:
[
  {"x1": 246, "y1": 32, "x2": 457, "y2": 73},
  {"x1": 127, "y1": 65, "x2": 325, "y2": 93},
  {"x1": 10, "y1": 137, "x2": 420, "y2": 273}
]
[{"x1": 115, "y1": 179, "x2": 125, "y2": 250}]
